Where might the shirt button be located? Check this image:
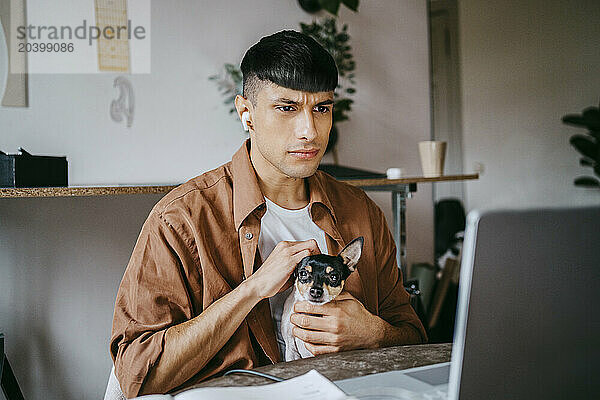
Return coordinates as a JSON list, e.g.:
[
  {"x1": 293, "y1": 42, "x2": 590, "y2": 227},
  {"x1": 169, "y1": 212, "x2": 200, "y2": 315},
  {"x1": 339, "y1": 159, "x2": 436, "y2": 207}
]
[{"x1": 245, "y1": 232, "x2": 253, "y2": 240}]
